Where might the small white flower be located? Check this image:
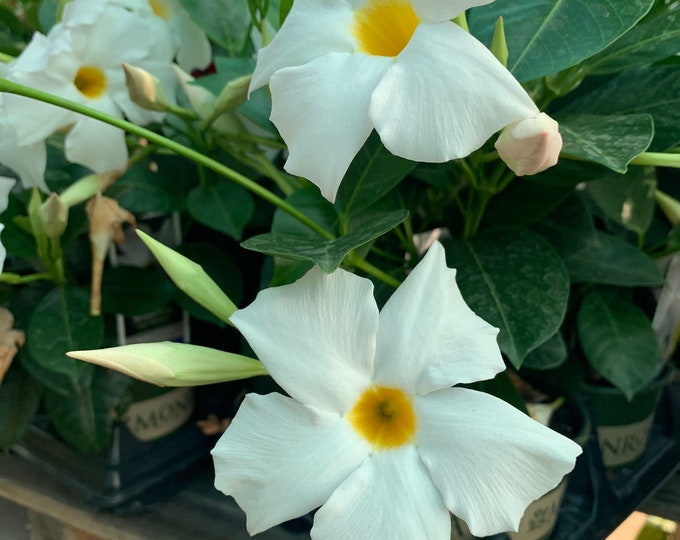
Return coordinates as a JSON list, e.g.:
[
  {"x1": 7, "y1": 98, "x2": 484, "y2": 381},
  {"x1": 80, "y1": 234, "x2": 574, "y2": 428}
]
[
  {"x1": 0, "y1": 176, "x2": 16, "y2": 274},
  {"x1": 495, "y1": 112, "x2": 563, "y2": 176},
  {"x1": 250, "y1": 0, "x2": 540, "y2": 201},
  {"x1": 3, "y1": 1, "x2": 175, "y2": 174},
  {"x1": 212, "y1": 242, "x2": 581, "y2": 539}
]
